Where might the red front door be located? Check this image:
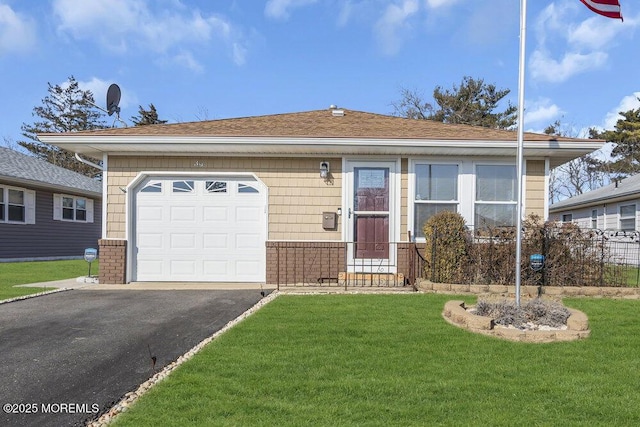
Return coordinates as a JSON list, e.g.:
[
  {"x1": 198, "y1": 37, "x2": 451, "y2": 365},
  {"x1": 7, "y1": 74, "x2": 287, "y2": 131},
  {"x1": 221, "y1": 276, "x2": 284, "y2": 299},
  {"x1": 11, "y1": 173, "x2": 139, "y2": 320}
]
[{"x1": 353, "y1": 167, "x2": 389, "y2": 259}]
